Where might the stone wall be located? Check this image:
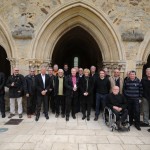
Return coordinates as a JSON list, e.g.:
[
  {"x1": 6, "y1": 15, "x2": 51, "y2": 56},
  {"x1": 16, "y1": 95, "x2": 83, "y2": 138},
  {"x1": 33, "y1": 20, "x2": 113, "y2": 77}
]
[{"x1": 0, "y1": 0, "x2": 150, "y2": 78}]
